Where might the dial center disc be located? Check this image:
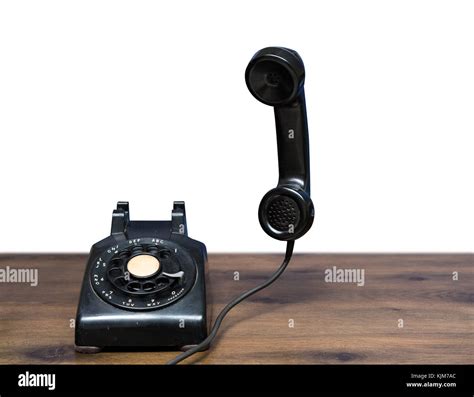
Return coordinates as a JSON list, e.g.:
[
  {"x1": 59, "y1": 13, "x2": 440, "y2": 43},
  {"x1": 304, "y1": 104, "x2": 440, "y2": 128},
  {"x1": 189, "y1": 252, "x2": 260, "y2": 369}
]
[{"x1": 127, "y1": 254, "x2": 160, "y2": 278}]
